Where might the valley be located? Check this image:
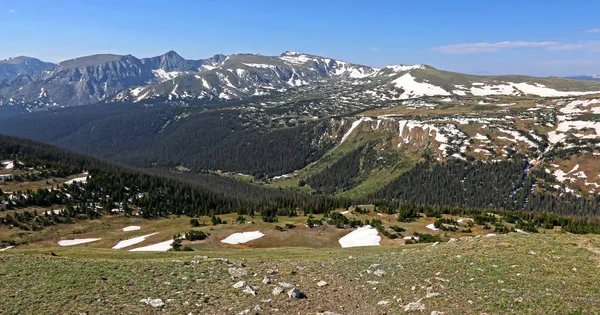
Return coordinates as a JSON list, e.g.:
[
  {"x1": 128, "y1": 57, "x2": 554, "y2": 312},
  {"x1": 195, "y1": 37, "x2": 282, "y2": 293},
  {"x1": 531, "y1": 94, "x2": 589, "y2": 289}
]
[{"x1": 2, "y1": 50, "x2": 600, "y2": 314}]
